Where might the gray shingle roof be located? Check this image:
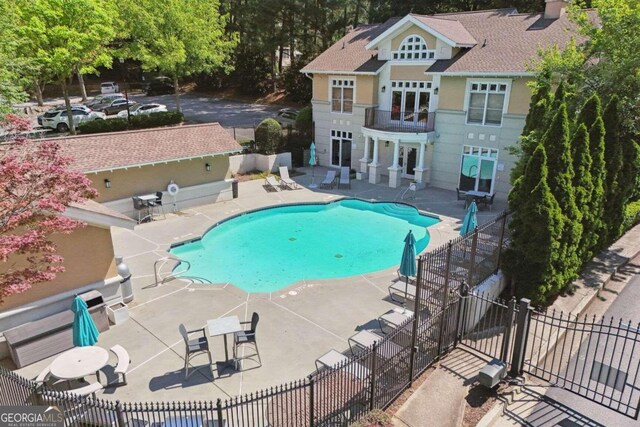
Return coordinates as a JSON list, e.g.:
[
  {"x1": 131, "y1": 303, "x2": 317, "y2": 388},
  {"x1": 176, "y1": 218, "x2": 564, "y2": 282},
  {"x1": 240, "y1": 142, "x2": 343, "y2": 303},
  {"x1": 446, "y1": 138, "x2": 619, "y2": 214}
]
[{"x1": 301, "y1": 8, "x2": 588, "y2": 75}]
